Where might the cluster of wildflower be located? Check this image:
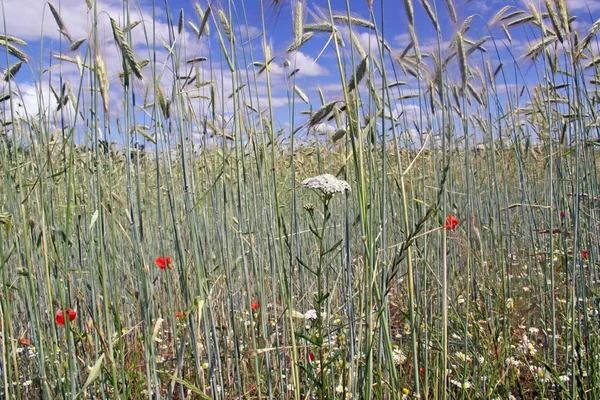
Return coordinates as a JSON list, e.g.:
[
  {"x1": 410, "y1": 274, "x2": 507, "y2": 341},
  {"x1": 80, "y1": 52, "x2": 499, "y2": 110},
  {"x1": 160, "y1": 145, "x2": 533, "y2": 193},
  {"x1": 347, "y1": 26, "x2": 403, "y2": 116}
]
[
  {"x1": 519, "y1": 334, "x2": 537, "y2": 356},
  {"x1": 529, "y1": 366, "x2": 551, "y2": 383},
  {"x1": 299, "y1": 174, "x2": 351, "y2": 195},
  {"x1": 393, "y1": 346, "x2": 406, "y2": 365},
  {"x1": 450, "y1": 379, "x2": 472, "y2": 389}
]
